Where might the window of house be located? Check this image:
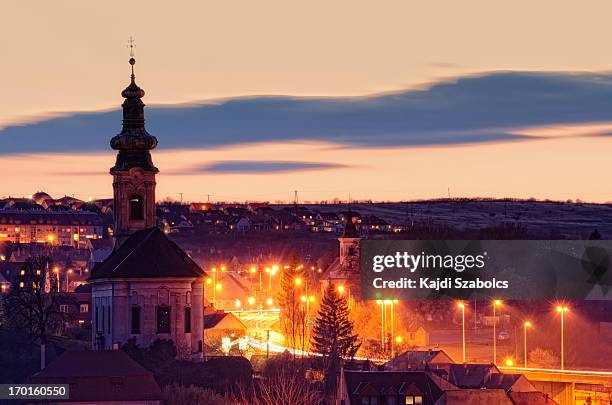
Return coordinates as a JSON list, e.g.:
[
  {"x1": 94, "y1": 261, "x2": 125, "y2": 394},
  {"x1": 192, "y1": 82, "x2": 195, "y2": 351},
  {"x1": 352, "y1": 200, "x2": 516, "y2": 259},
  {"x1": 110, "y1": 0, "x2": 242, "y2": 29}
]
[
  {"x1": 405, "y1": 396, "x2": 423, "y2": 405},
  {"x1": 131, "y1": 306, "x2": 141, "y2": 334},
  {"x1": 388, "y1": 396, "x2": 397, "y2": 405},
  {"x1": 59, "y1": 304, "x2": 69, "y2": 313},
  {"x1": 184, "y1": 306, "x2": 191, "y2": 333},
  {"x1": 129, "y1": 195, "x2": 144, "y2": 220},
  {"x1": 156, "y1": 306, "x2": 171, "y2": 334},
  {"x1": 80, "y1": 303, "x2": 89, "y2": 313}
]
